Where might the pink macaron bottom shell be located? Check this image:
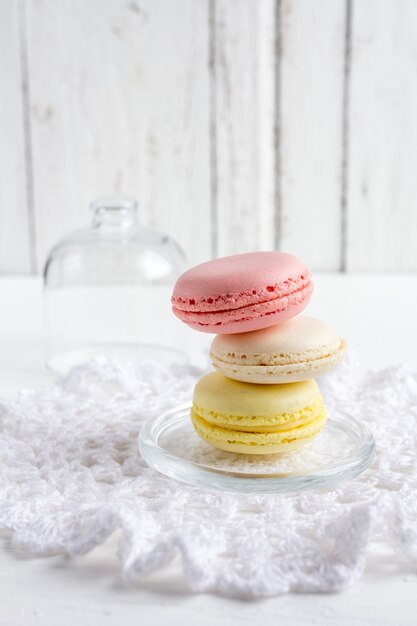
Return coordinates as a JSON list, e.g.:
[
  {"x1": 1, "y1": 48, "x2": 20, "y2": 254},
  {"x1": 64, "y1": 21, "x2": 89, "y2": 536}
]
[{"x1": 172, "y1": 281, "x2": 313, "y2": 334}]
